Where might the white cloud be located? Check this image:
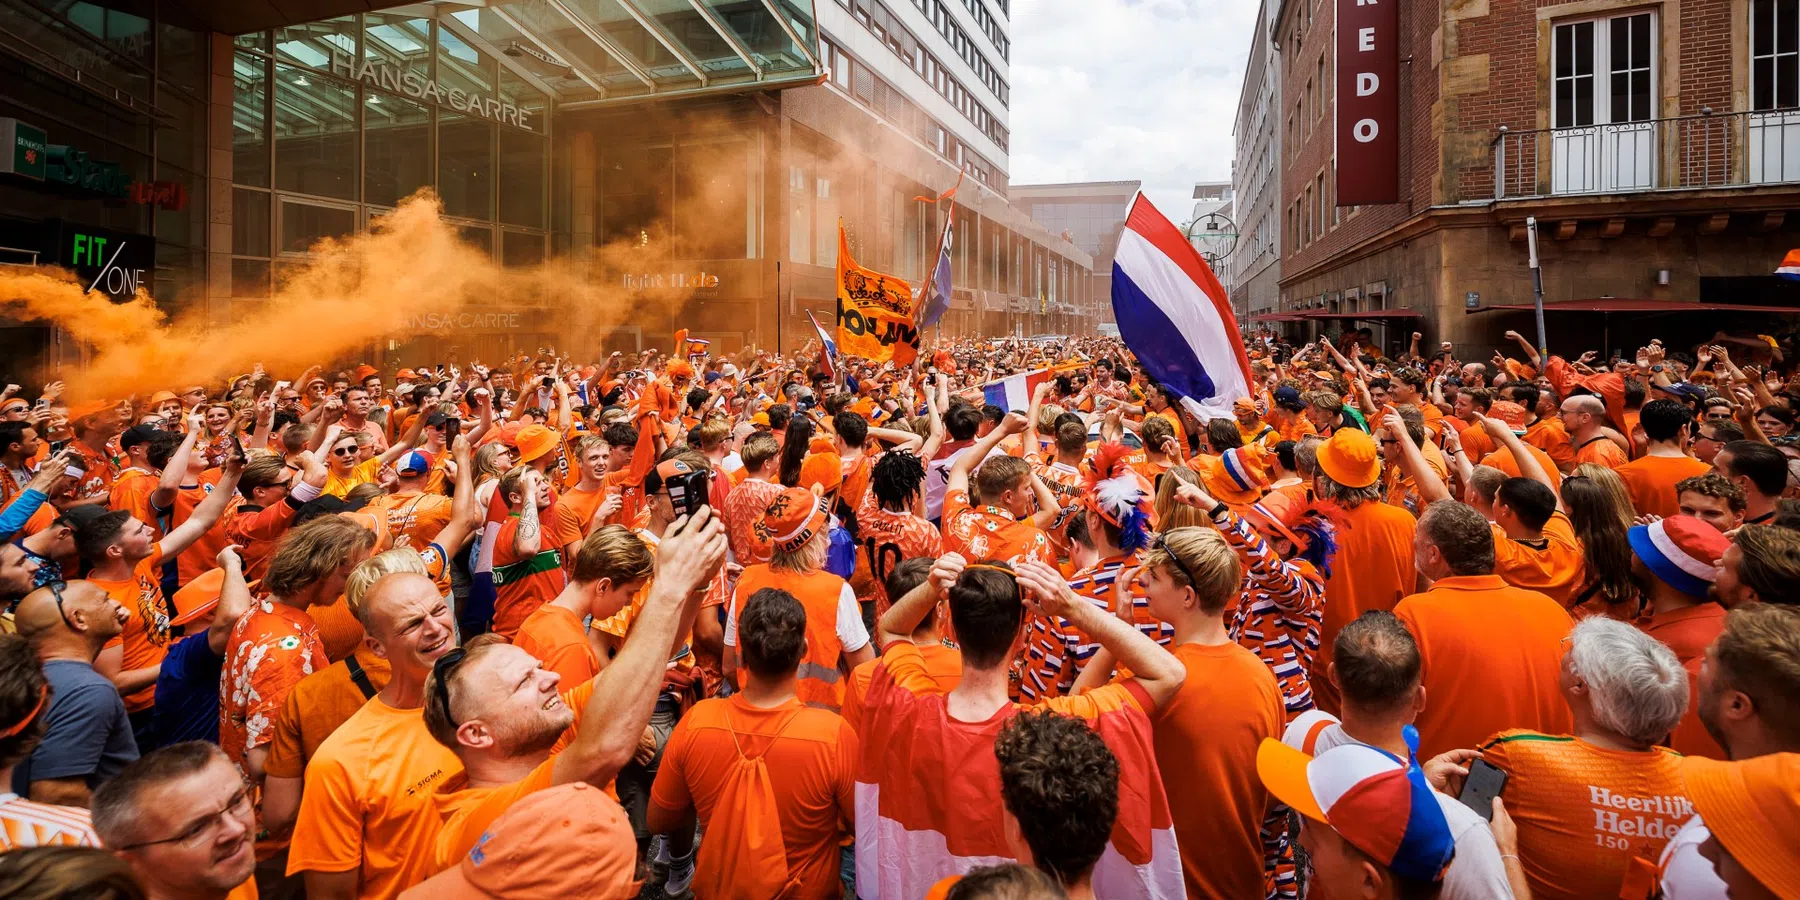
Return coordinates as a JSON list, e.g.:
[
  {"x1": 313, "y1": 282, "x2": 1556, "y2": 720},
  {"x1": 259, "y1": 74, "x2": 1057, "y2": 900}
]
[{"x1": 1008, "y1": 0, "x2": 1257, "y2": 220}]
